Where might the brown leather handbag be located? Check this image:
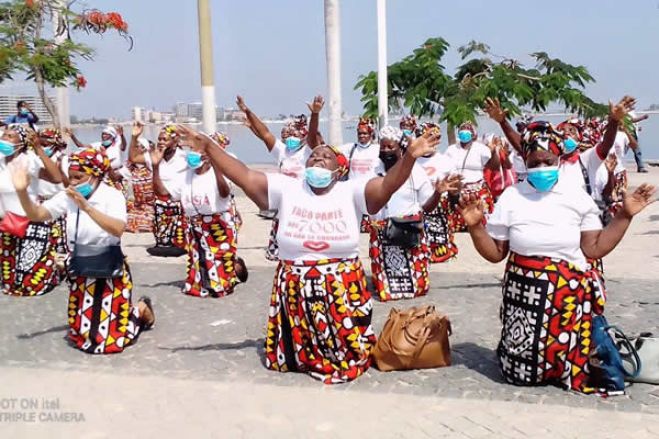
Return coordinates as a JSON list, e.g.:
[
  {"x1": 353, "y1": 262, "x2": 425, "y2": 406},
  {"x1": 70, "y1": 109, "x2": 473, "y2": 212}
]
[{"x1": 372, "y1": 305, "x2": 452, "y2": 371}]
